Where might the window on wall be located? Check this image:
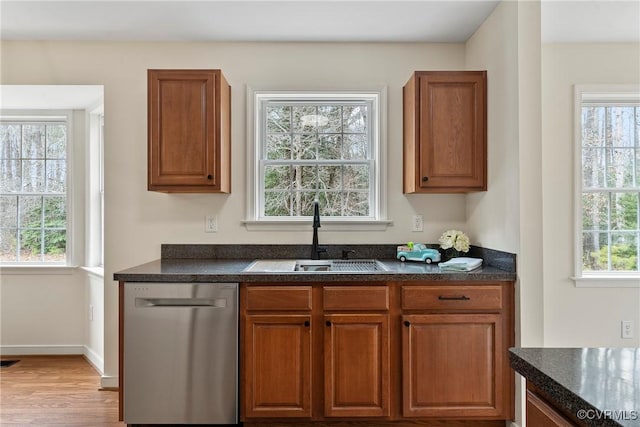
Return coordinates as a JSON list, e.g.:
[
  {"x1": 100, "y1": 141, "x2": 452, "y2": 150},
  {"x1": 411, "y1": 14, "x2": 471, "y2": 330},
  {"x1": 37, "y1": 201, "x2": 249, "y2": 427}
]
[
  {"x1": 0, "y1": 116, "x2": 69, "y2": 264},
  {"x1": 99, "y1": 113, "x2": 104, "y2": 267},
  {"x1": 86, "y1": 107, "x2": 104, "y2": 269},
  {"x1": 576, "y1": 86, "x2": 640, "y2": 280},
  {"x1": 248, "y1": 91, "x2": 388, "y2": 229}
]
